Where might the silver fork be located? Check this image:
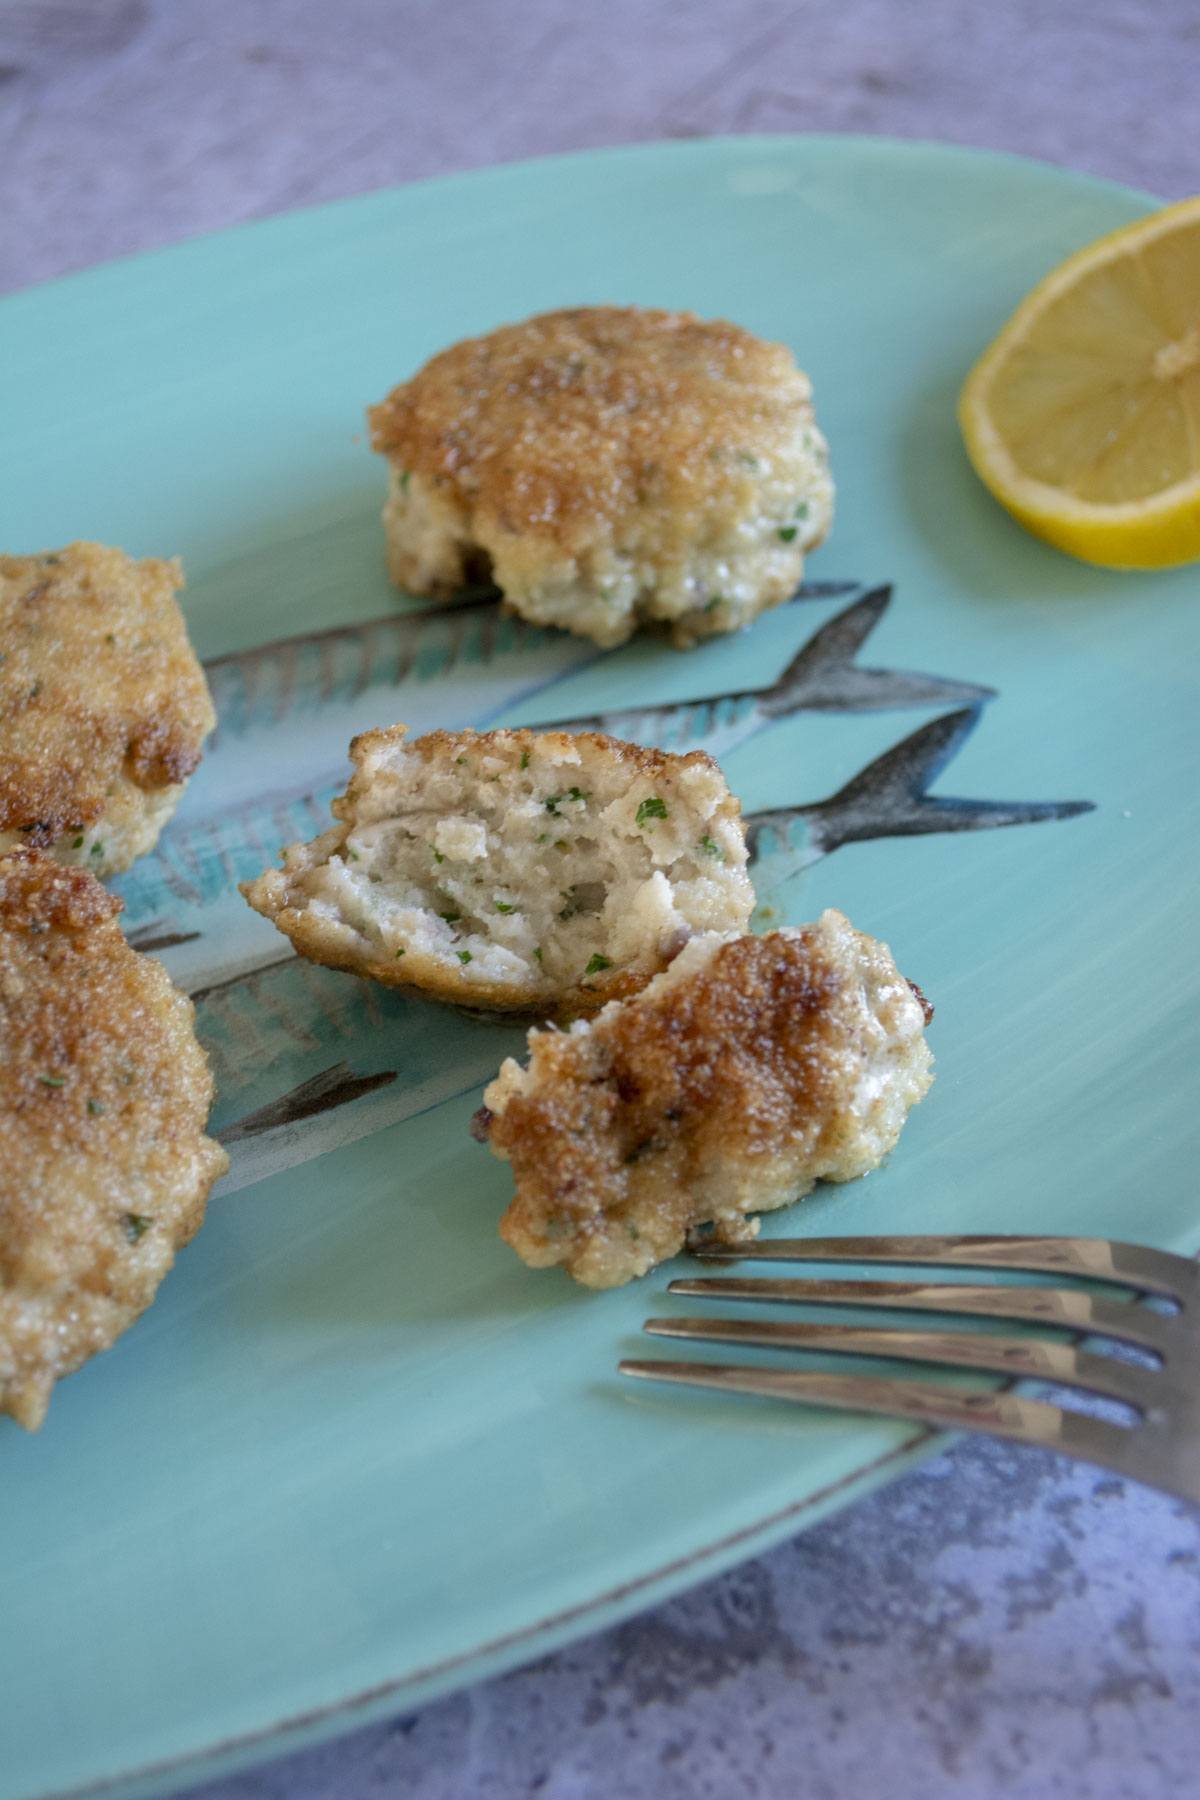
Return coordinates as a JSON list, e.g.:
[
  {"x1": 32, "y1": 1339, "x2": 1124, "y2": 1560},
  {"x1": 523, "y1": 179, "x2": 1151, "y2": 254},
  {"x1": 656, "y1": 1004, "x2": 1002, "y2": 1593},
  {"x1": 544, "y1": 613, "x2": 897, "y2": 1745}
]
[{"x1": 619, "y1": 1236, "x2": 1200, "y2": 1503}]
